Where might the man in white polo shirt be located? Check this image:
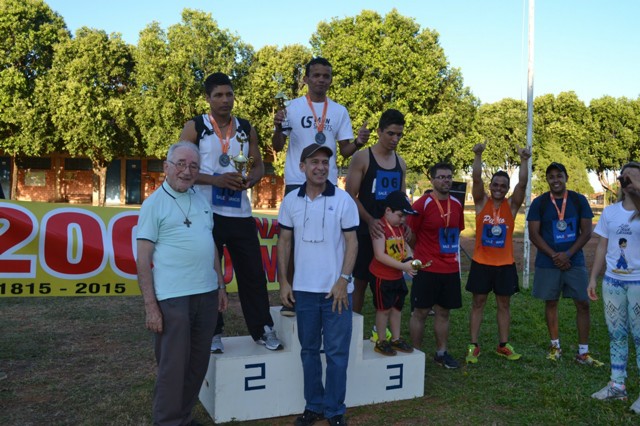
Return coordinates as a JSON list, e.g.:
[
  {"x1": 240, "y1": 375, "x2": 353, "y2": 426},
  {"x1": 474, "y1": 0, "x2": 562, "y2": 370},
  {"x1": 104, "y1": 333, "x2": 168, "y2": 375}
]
[{"x1": 277, "y1": 144, "x2": 359, "y2": 426}]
